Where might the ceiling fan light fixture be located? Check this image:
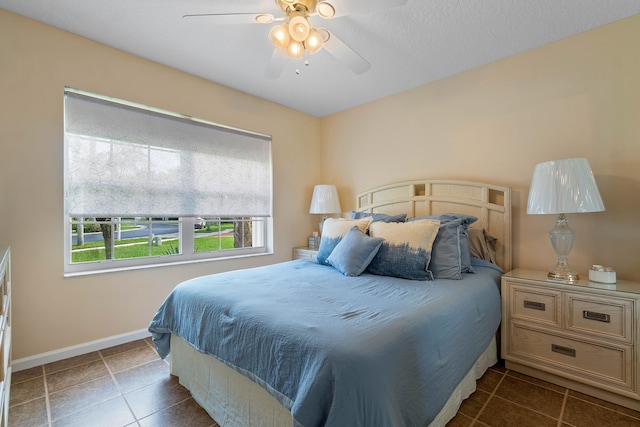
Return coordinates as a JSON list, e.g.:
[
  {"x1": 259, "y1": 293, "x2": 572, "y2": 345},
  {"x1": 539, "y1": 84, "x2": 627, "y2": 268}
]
[
  {"x1": 269, "y1": 23, "x2": 291, "y2": 49},
  {"x1": 305, "y1": 28, "x2": 324, "y2": 54},
  {"x1": 317, "y1": 2, "x2": 335, "y2": 18},
  {"x1": 286, "y1": 40, "x2": 305, "y2": 58},
  {"x1": 255, "y1": 14, "x2": 274, "y2": 24},
  {"x1": 317, "y1": 28, "x2": 330, "y2": 43},
  {"x1": 288, "y1": 14, "x2": 311, "y2": 42}
]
